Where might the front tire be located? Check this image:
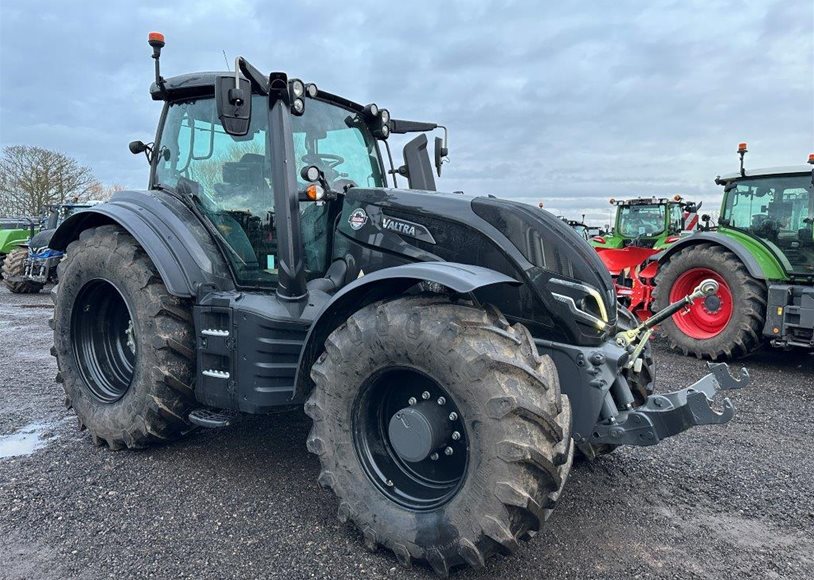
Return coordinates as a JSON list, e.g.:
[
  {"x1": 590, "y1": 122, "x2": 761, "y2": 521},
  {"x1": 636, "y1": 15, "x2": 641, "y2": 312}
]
[
  {"x1": 2, "y1": 247, "x2": 44, "y2": 294},
  {"x1": 305, "y1": 296, "x2": 573, "y2": 575},
  {"x1": 653, "y1": 243, "x2": 766, "y2": 360},
  {"x1": 51, "y1": 225, "x2": 196, "y2": 449}
]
